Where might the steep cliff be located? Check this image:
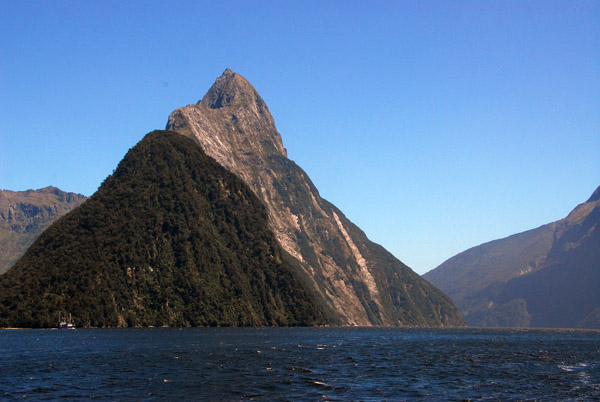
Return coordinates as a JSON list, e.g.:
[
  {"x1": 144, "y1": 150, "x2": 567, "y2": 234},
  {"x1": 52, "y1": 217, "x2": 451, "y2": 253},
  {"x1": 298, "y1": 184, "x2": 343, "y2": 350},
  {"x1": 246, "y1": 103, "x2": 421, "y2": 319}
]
[
  {"x1": 425, "y1": 185, "x2": 600, "y2": 328},
  {"x1": 167, "y1": 69, "x2": 464, "y2": 326},
  {"x1": 0, "y1": 187, "x2": 87, "y2": 274}
]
